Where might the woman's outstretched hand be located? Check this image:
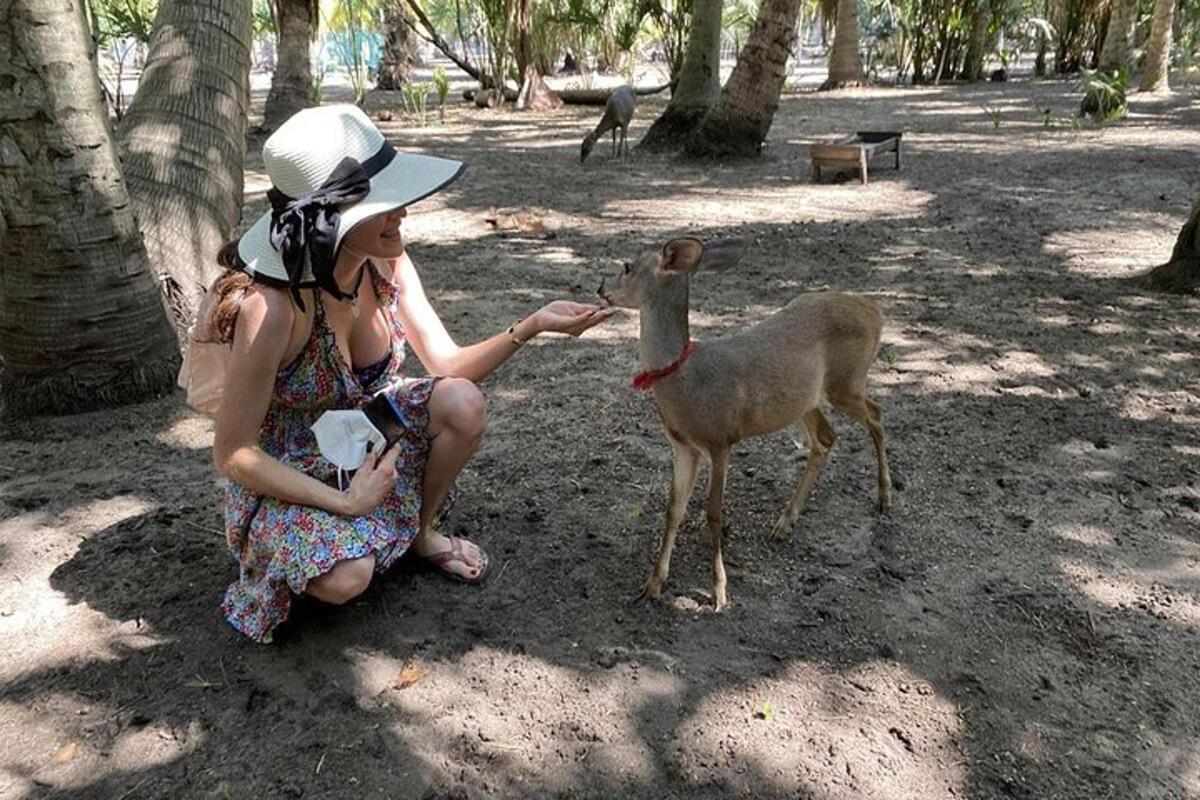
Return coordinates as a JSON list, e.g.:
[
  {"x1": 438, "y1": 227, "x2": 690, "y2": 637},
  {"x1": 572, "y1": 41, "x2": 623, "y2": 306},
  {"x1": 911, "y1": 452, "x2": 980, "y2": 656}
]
[{"x1": 532, "y1": 301, "x2": 615, "y2": 338}]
